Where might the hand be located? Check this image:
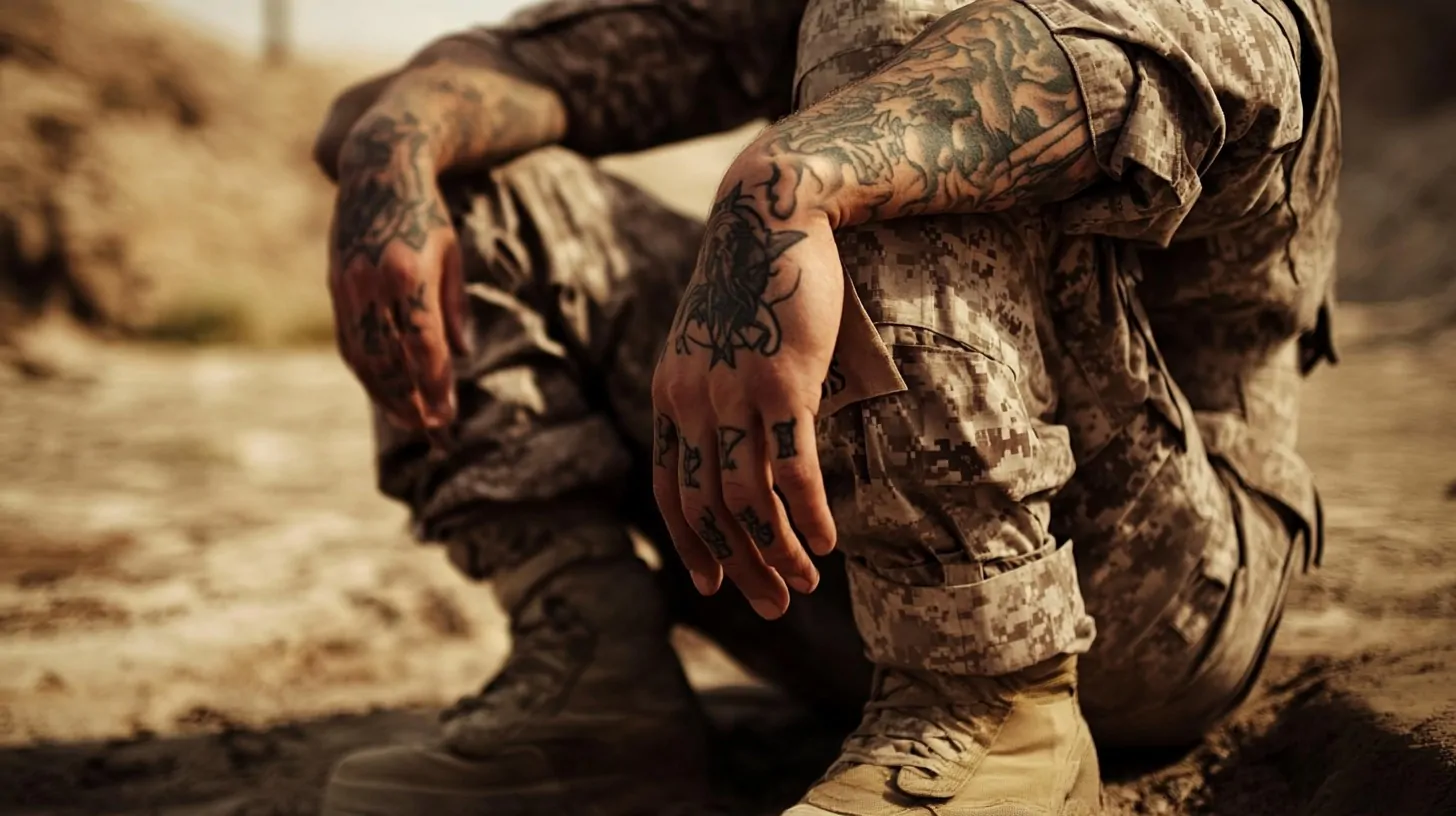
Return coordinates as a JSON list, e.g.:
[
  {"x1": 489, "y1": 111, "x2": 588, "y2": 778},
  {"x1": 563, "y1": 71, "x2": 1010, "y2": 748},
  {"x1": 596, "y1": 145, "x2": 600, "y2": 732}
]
[
  {"x1": 328, "y1": 116, "x2": 468, "y2": 446},
  {"x1": 651, "y1": 170, "x2": 843, "y2": 621}
]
